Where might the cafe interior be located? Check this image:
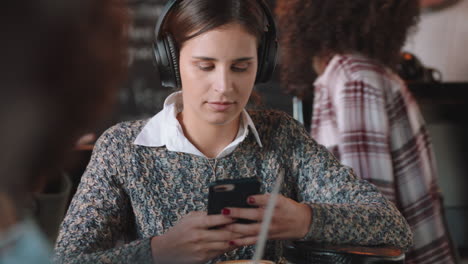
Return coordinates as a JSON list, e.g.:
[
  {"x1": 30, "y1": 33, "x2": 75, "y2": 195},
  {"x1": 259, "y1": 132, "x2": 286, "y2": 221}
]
[{"x1": 1, "y1": 0, "x2": 467, "y2": 263}]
